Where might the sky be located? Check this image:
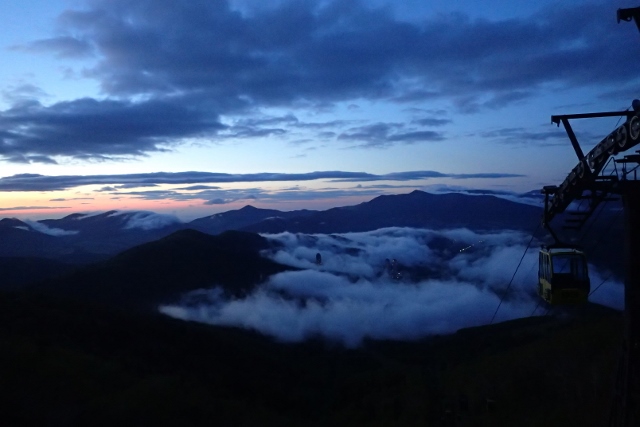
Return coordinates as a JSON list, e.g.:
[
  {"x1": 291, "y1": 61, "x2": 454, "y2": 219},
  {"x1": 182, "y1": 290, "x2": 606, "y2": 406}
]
[
  {"x1": 160, "y1": 227, "x2": 623, "y2": 346},
  {"x1": 1, "y1": 0, "x2": 639, "y2": 220}
]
